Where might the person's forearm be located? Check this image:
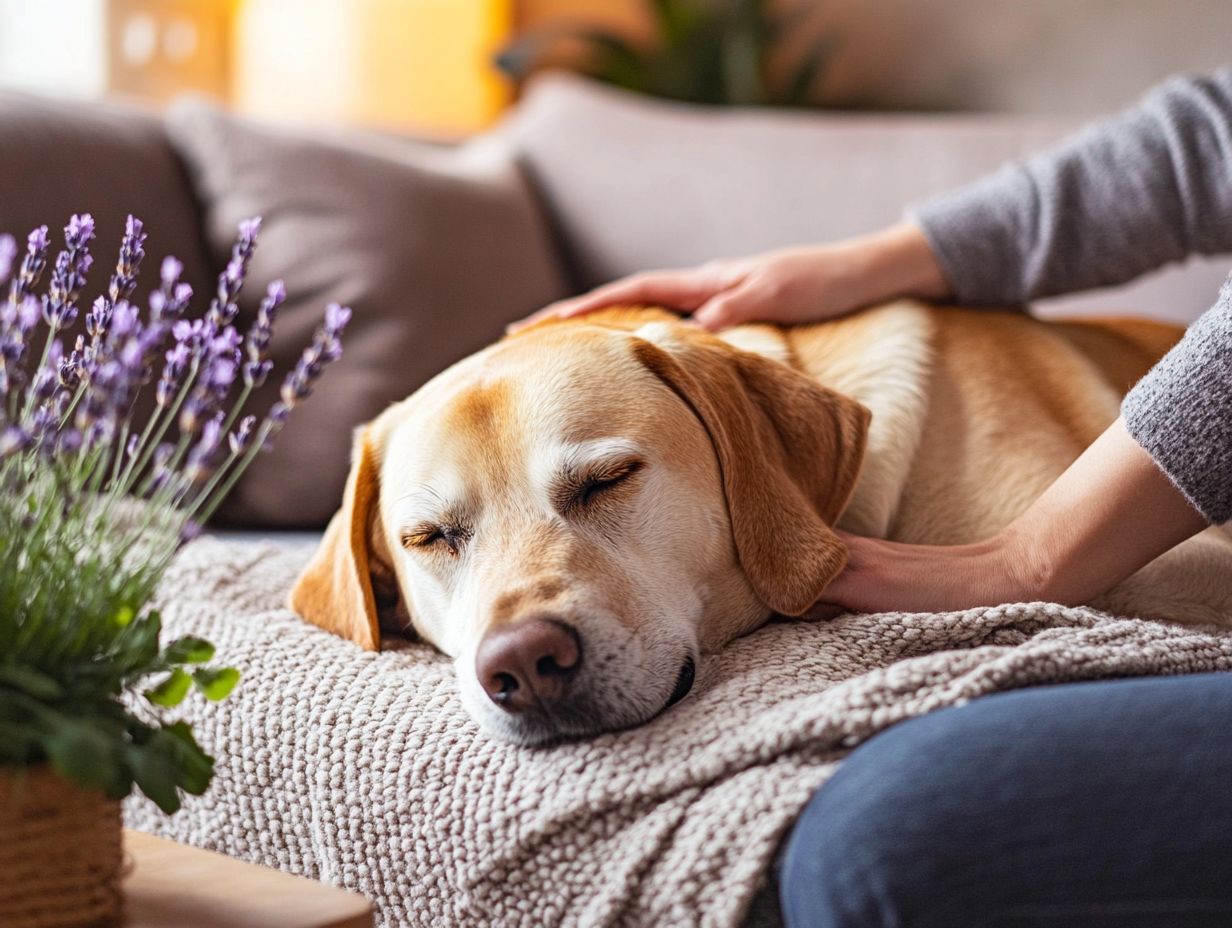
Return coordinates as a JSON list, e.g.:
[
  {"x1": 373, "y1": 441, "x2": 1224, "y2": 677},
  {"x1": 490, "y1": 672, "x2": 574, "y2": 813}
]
[
  {"x1": 1000, "y1": 416, "x2": 1209, "y2": 604},
  {"x1": 835, "y1": 221, "x2": 953, "y2": 308},
  {"x1": 909, "y1": 69, "x2": 1232, "y2": 306},
  {"x1": 825, "y1": 417, "x2": 1209, "y2": 613}
]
